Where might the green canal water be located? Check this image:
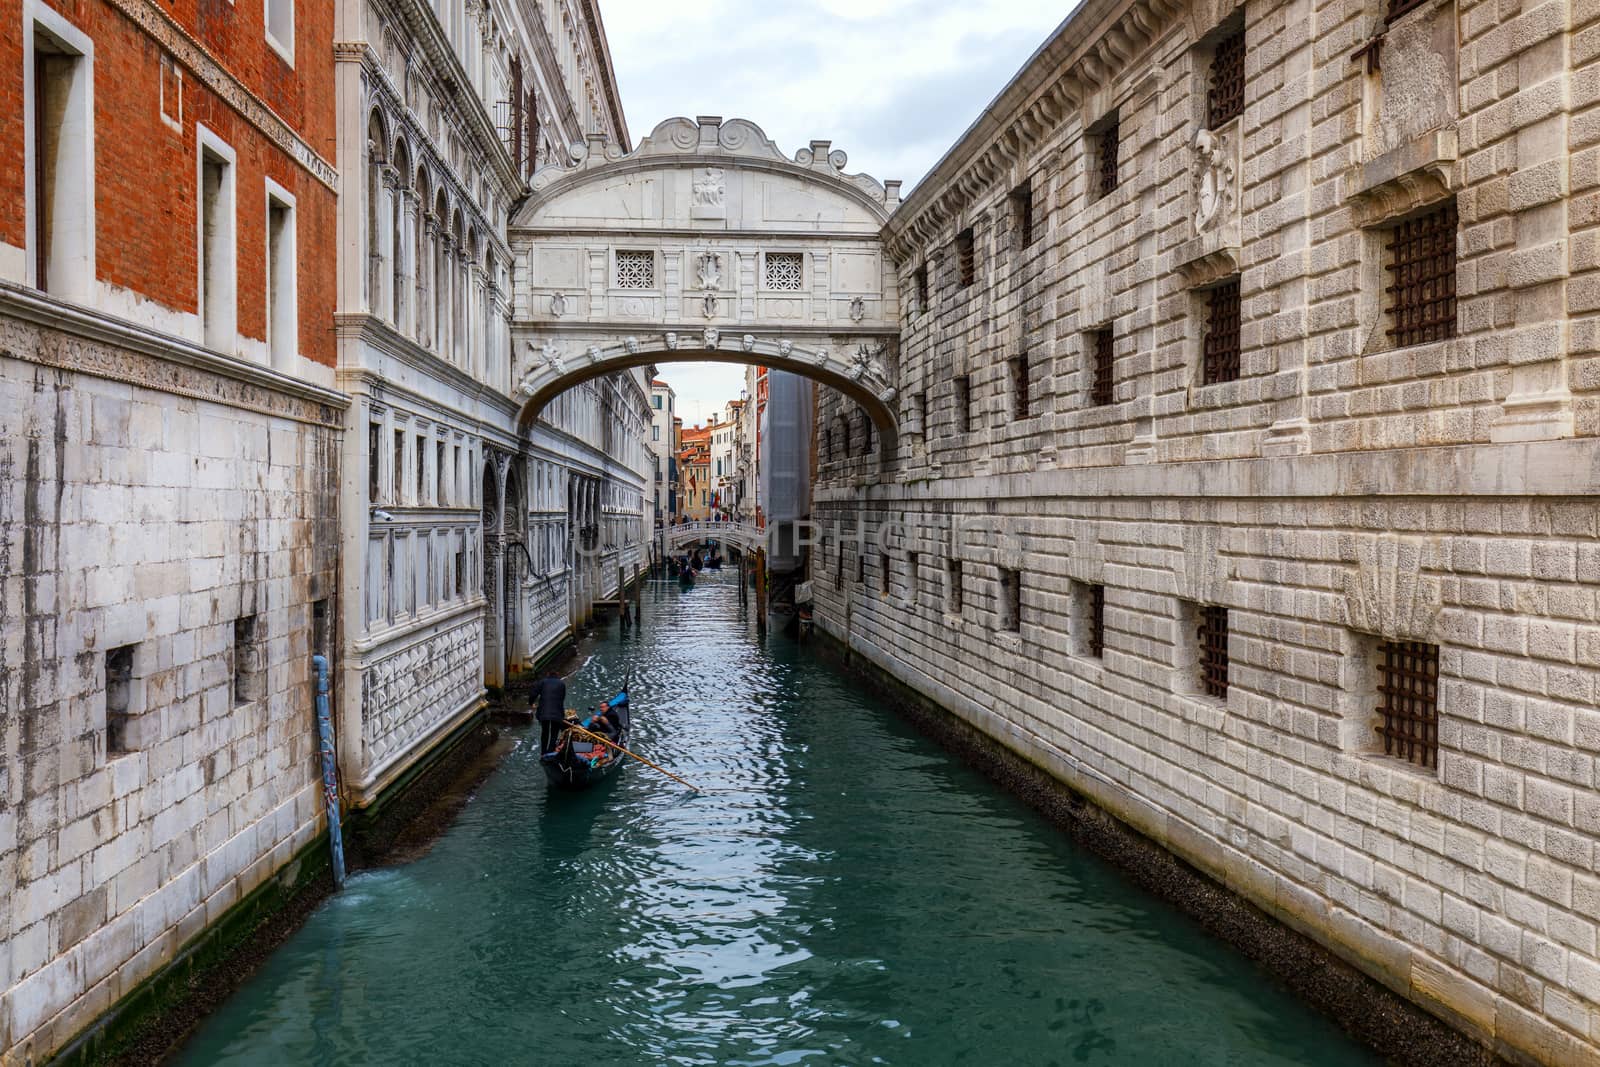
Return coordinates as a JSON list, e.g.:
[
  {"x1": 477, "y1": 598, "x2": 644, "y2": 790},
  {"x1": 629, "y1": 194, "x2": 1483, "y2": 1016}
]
[{"x1": 178, "y1": 573, "x2": 1378, "y2": 1066}]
